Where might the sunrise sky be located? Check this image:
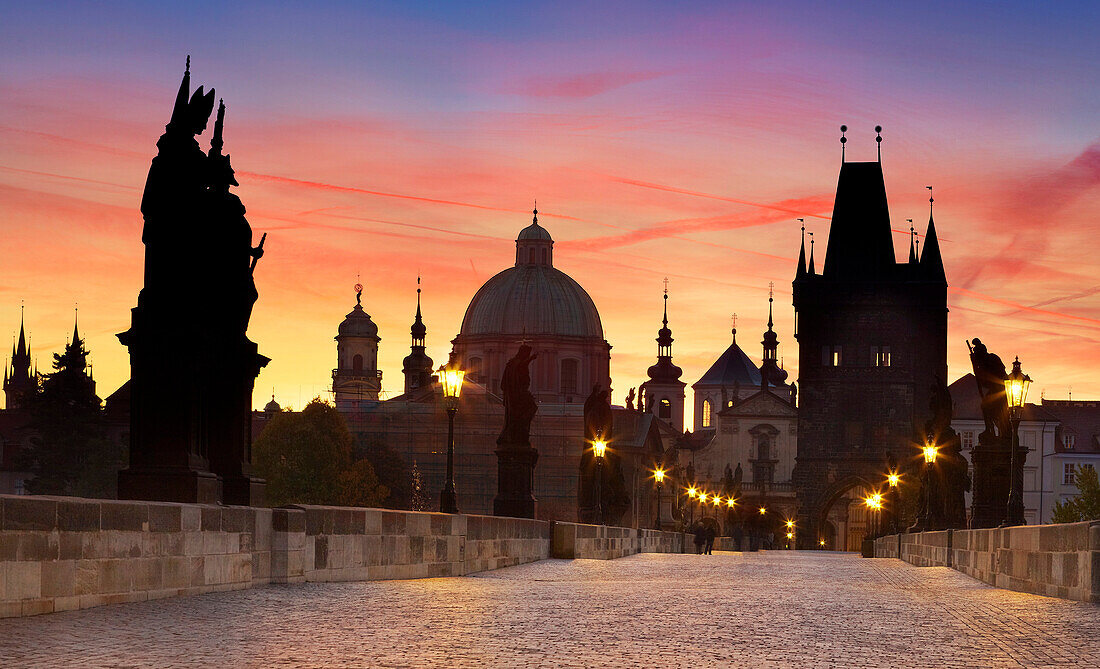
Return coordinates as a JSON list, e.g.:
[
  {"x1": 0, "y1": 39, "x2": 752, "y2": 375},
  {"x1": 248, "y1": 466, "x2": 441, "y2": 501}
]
[{"x1": 2, "y1": 1, "x2": 1098, "y2": 420}]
